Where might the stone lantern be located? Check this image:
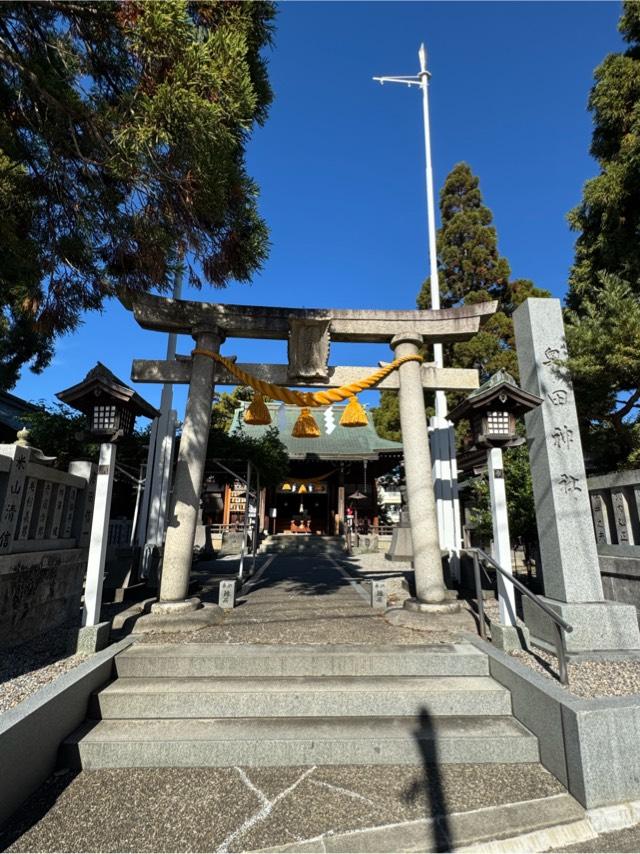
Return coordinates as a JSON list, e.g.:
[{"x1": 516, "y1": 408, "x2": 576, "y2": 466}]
[
  {"x1": 57, "y1": 362, "x2": 157, "y2": 442},
  {"x1": 57, "y1": 363, "x2": 157, "y2": 635},
  {"x1": 449, "y1": 370, "x2": 542, "y2": 628}
]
